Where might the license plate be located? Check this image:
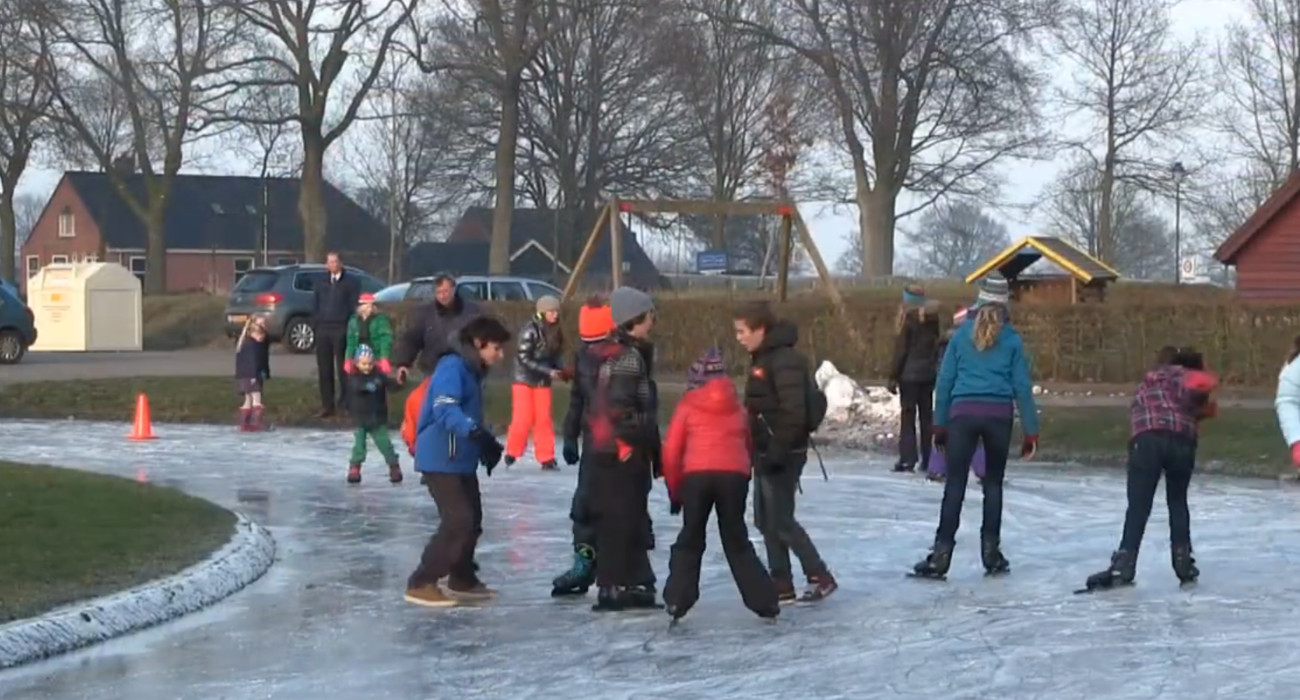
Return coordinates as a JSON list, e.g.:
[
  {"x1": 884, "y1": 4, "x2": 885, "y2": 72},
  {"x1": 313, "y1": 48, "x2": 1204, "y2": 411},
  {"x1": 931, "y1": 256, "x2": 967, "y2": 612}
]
[{"x1": 228, "y1": 314, "x2": 248, "y2": 324}]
